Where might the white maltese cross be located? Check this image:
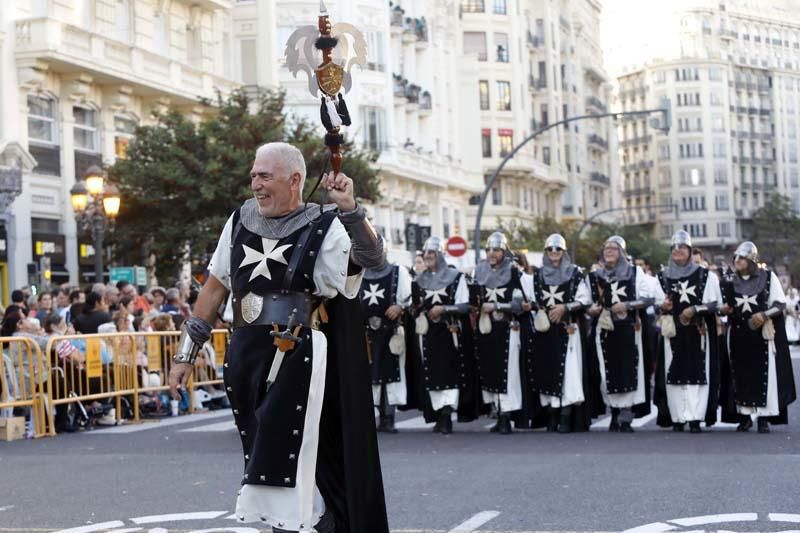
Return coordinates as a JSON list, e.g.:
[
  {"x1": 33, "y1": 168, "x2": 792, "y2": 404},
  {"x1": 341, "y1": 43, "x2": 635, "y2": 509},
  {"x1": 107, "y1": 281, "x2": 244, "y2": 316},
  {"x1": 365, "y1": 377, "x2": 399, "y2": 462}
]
[
  {"x1": 542, "y1": 285, "x2": 565, "y2": 307},
  {"x1": 735, "y1": 294, "x2": 759, "y2": 313},
  {"x1": 424, "y1": 288, "x2": 449, "y2": 304},
  {"x1": 676, "y1": 280, "x2": 697, "y2": 304},
  {"x1": 609, "y1": 281, "x2": 627, "y2": 304},
  {"x1": 239, "y1": 238, "x2": 292, "y2": 282},
  {"x1": 485, "y1": 287, "x2": 507, "y2": 303},
  {"x1": 362, "y1": 284, "x2": 385, "y2": 306}
]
